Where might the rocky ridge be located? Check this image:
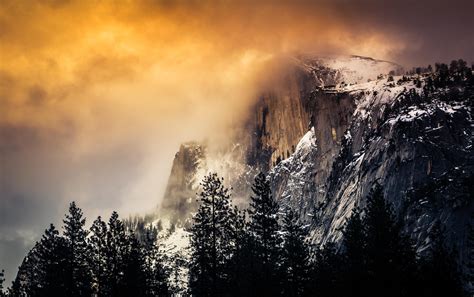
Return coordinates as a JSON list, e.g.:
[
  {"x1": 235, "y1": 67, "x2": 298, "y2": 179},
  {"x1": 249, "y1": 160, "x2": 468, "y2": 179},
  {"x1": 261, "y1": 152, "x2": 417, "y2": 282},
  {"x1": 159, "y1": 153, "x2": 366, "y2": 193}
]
[{"x1": 159, "y1": 55, "x2": 473, "y2": 265}]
